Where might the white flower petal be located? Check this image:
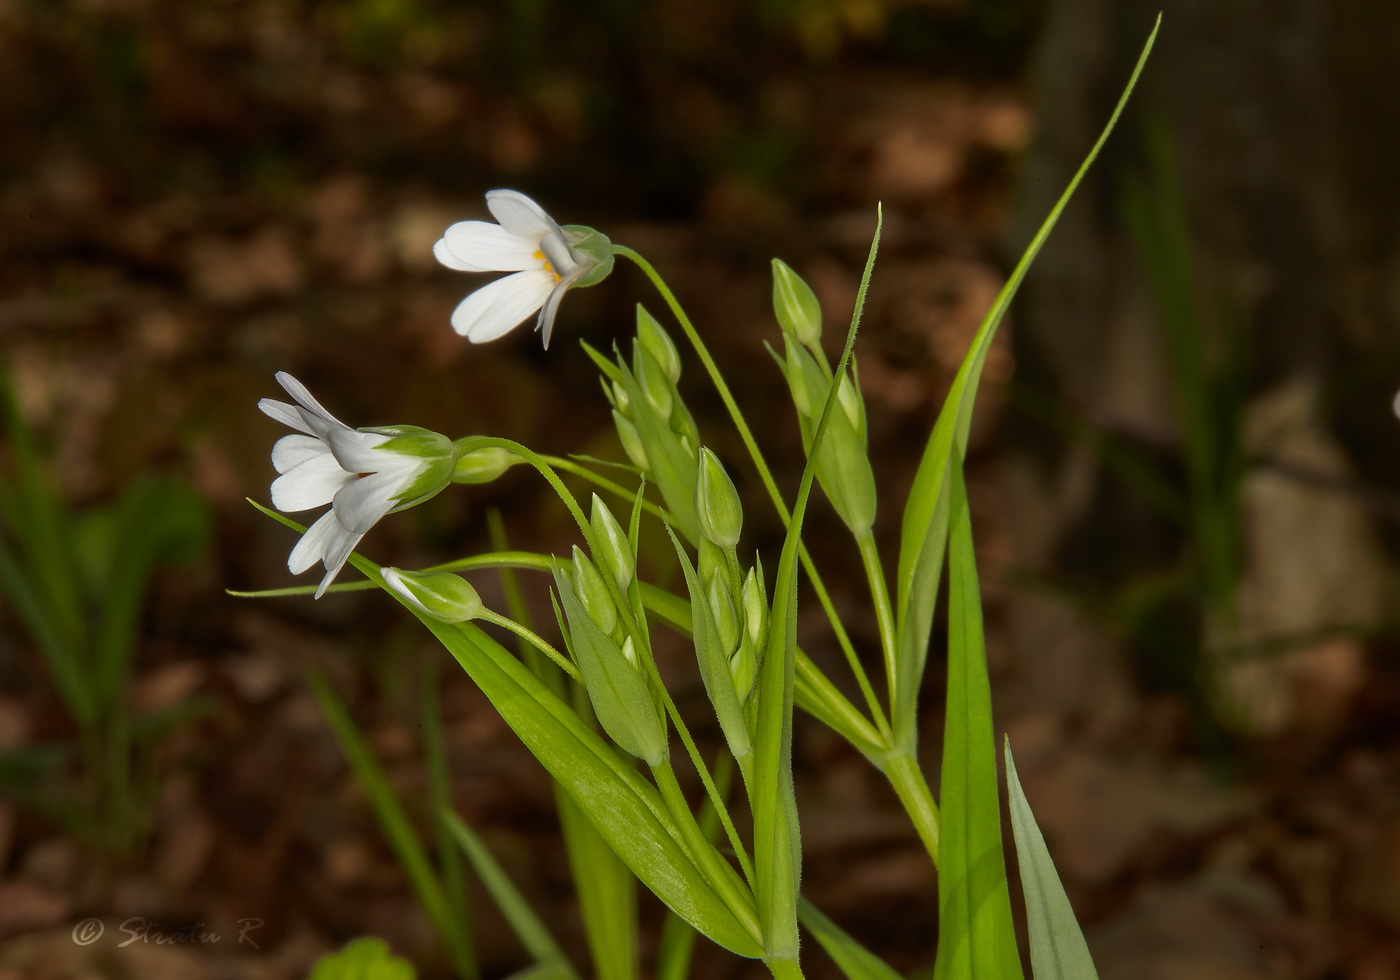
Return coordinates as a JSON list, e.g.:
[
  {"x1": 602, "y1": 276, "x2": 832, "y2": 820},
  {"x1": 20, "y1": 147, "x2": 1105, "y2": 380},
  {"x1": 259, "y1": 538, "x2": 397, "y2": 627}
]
[
  {"x1": 271, "y1": 434, "x2": 329, "y2": 474},
  {"x1": 485, "y1": 189, "x2": 560, "y2": 243},
  {"x1": 288, "y1": 509, "x2": 341, "y2": 574},
  {"x1": 260, "y1": 398, "x2": 313, "y2": 435},
  {"x1": 324, "y1": 429, "x2": 395, "y2": 474},
  {"x1": 271, "y1": 453, "x2": 356, "y2": 512},
  {"x1": 275, "y1": 372, "x2": 351, "y2": 433},
  {"x1": 315, "y1": 525, "x2": 367, "y2": 598},
  {"x1": 450, "y1": 269, "x2": 556, "y2": 342},
  {"x1": 332, "y1": 470, "x2": 404, "y2": 534},
  {"x1": 435, "y1": 221, "x2": 540, "y2": 272},
  {"x1": 538, "y1": 228, "x2": 581, "y2": 276},
  {"x1": 537, "y1": 265, "x2": 588, "y2": 350}
]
